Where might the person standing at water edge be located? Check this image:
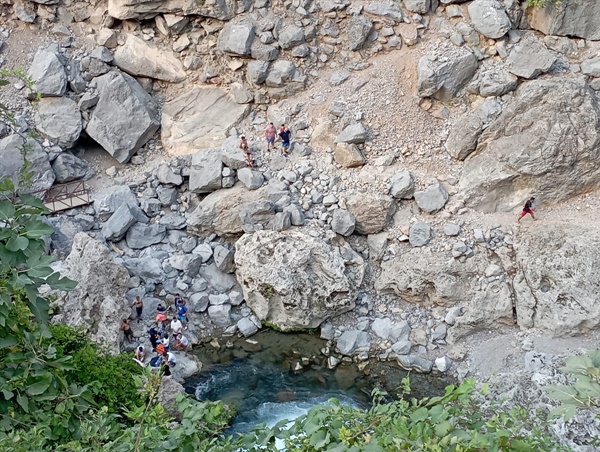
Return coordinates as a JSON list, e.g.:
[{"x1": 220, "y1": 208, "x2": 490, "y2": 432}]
[
  {"x1": 518, "y1": 197, "x2": 536, "y2": 223},
  {"x1": 265, "y1": 122, "x2": 276, "y2": 150}
]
